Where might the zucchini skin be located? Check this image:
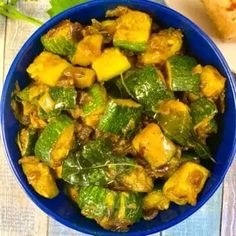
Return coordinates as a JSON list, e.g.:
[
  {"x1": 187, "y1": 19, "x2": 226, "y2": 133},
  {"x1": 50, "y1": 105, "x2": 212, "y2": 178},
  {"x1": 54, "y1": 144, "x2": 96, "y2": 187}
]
[
  {"x1": 49, "y1": 86, "x2": 77, "y2": 110},
  {"x1": 34, "y1": 114, "x2": 73, "y2": 165},
  {"x1": 98, "y1": 99, "x2": 143, "y2": 137},
  {"x1": 78, "y1": 186, "x2": 142, "y2": 231},
  {"x1": 190, "y1": 97, "x2": 218, "y2": 127},
  {"x1": 40, "y1": 20, "x2": 81, "y2": 58},
  {"x1": 122, "y1": 66, "x2": 173, "y2": 112},
  {"x1": 82, "y1": 84, "x2": 107, "y2": 116},
  {"x1": 17, "y1": 128, "x2": 38, "y2": 156},
  {"x1": 113, "y1": 40, "x2": 147, "y2": 52},
  {"x1": 156, "y1": 100, "x2": 213, "y2": 161},
  {"x1": 166, "y1": 55, "x2": 200, "y2": 93}
]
